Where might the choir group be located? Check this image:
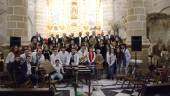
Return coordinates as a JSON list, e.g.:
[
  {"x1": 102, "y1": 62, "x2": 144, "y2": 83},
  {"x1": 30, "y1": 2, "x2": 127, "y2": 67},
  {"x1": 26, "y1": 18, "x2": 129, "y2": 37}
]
[{"x1": 4, "y1": 31, "x2": 131, "y2": 88}]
